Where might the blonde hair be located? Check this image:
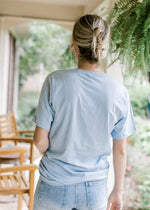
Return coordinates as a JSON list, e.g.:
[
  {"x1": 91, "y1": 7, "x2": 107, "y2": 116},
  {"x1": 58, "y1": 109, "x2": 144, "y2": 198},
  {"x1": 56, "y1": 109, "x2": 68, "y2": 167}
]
[{"x1": 71, "y1": 14, "x2": 110, "y2": 63}]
